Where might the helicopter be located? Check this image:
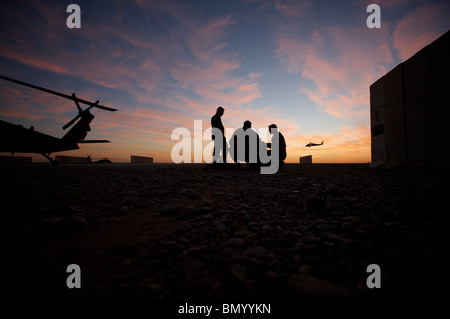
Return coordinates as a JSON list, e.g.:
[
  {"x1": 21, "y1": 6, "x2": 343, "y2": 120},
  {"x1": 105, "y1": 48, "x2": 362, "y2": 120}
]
[
  {"x1": 87, "y1": 154, "x2": 112, "y2": 164},
  {"x1": 305, "y1": 141, "x2": 323, "y2": 147},
  {"x1": 0, "y1": 75, "x2": 117, "y2": 165}
]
